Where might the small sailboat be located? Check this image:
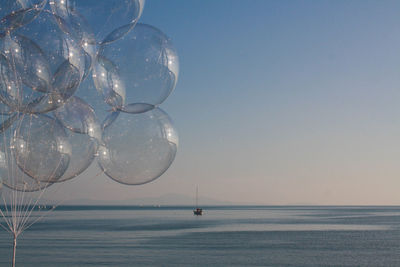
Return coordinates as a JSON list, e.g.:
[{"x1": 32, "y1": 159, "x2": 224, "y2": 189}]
[{"x1": 193, "y1": 186, "x2": 203, "y2": 216}]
